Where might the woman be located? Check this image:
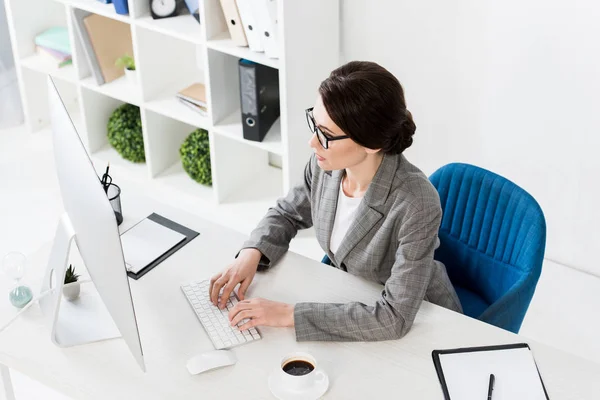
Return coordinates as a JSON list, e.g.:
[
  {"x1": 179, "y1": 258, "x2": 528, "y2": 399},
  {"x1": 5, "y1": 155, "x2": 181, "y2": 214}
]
[{"x1": 209, "y1": 61, "x2": 462, "y2": 342}]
